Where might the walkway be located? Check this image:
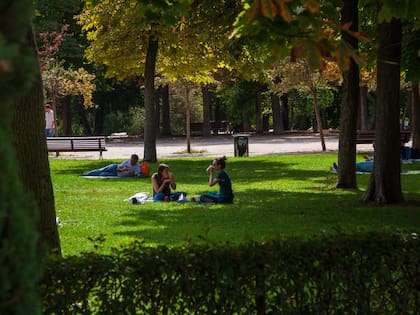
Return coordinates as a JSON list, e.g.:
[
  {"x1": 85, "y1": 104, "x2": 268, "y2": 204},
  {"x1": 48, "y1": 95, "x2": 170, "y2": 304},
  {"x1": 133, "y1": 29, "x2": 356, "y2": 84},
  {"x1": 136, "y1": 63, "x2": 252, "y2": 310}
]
[{"x1": 50, "y1": 132, "x2": 374, "y2": 160}]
